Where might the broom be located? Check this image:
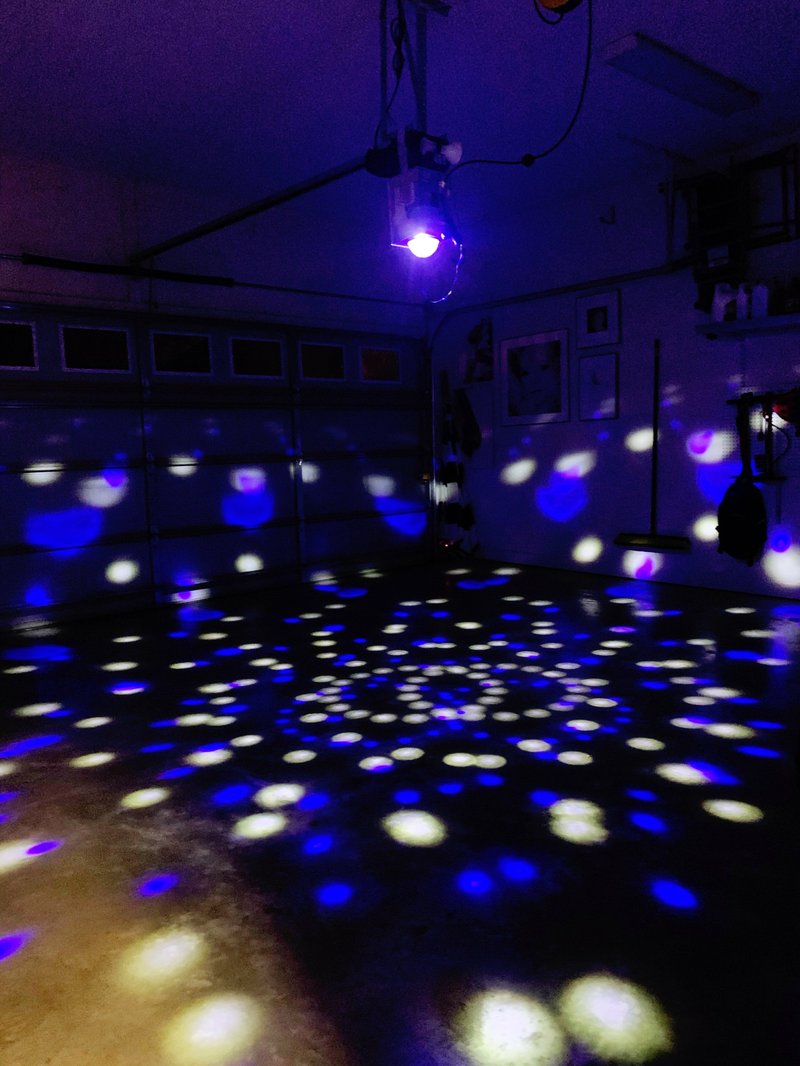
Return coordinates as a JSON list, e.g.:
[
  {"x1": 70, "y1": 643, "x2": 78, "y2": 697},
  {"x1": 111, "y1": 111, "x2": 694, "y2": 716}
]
[{"x1": 615, "y1": 338, "x2": 691, "y2": 552}]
